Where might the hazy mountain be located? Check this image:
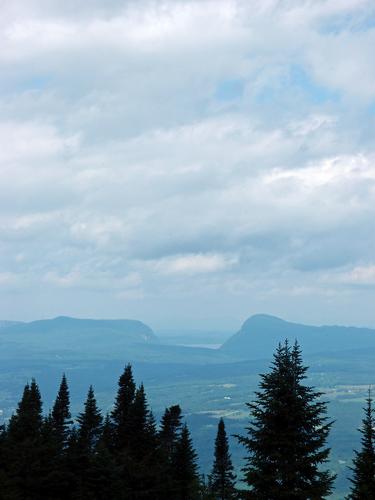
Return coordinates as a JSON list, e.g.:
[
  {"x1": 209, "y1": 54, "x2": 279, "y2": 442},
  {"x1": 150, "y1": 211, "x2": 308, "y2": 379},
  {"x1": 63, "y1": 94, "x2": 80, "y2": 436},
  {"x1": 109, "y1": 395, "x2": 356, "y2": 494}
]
[
  {"x1": 0, "y1": 320, "x2": 23, "y2": 329},
  {"x1": 221, "y1": 314, "x2": 375, "y2": 358},
  {"x1": 0, "y1": 316, "x2": 237, "y2": 363},
  {"x1": 0, "y1": 316, "x2": 157, "y2": 341},
  {"x1": 0, "y1": 316, "x2": 158, "y2": 359}
]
